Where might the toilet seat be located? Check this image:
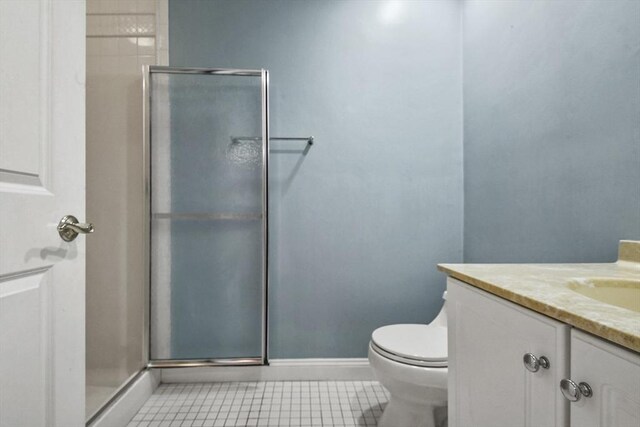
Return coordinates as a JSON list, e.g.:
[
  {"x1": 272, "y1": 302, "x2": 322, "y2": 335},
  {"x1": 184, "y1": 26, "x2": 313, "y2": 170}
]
[{"x1": 371, "y1": 324, "x2": 447, "y2": 368}]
